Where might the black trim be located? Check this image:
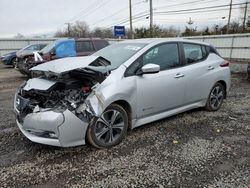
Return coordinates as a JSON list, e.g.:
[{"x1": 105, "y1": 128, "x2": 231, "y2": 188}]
[{"x1": 124, "y1": 42, "x2": 182, "y2": 77}]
